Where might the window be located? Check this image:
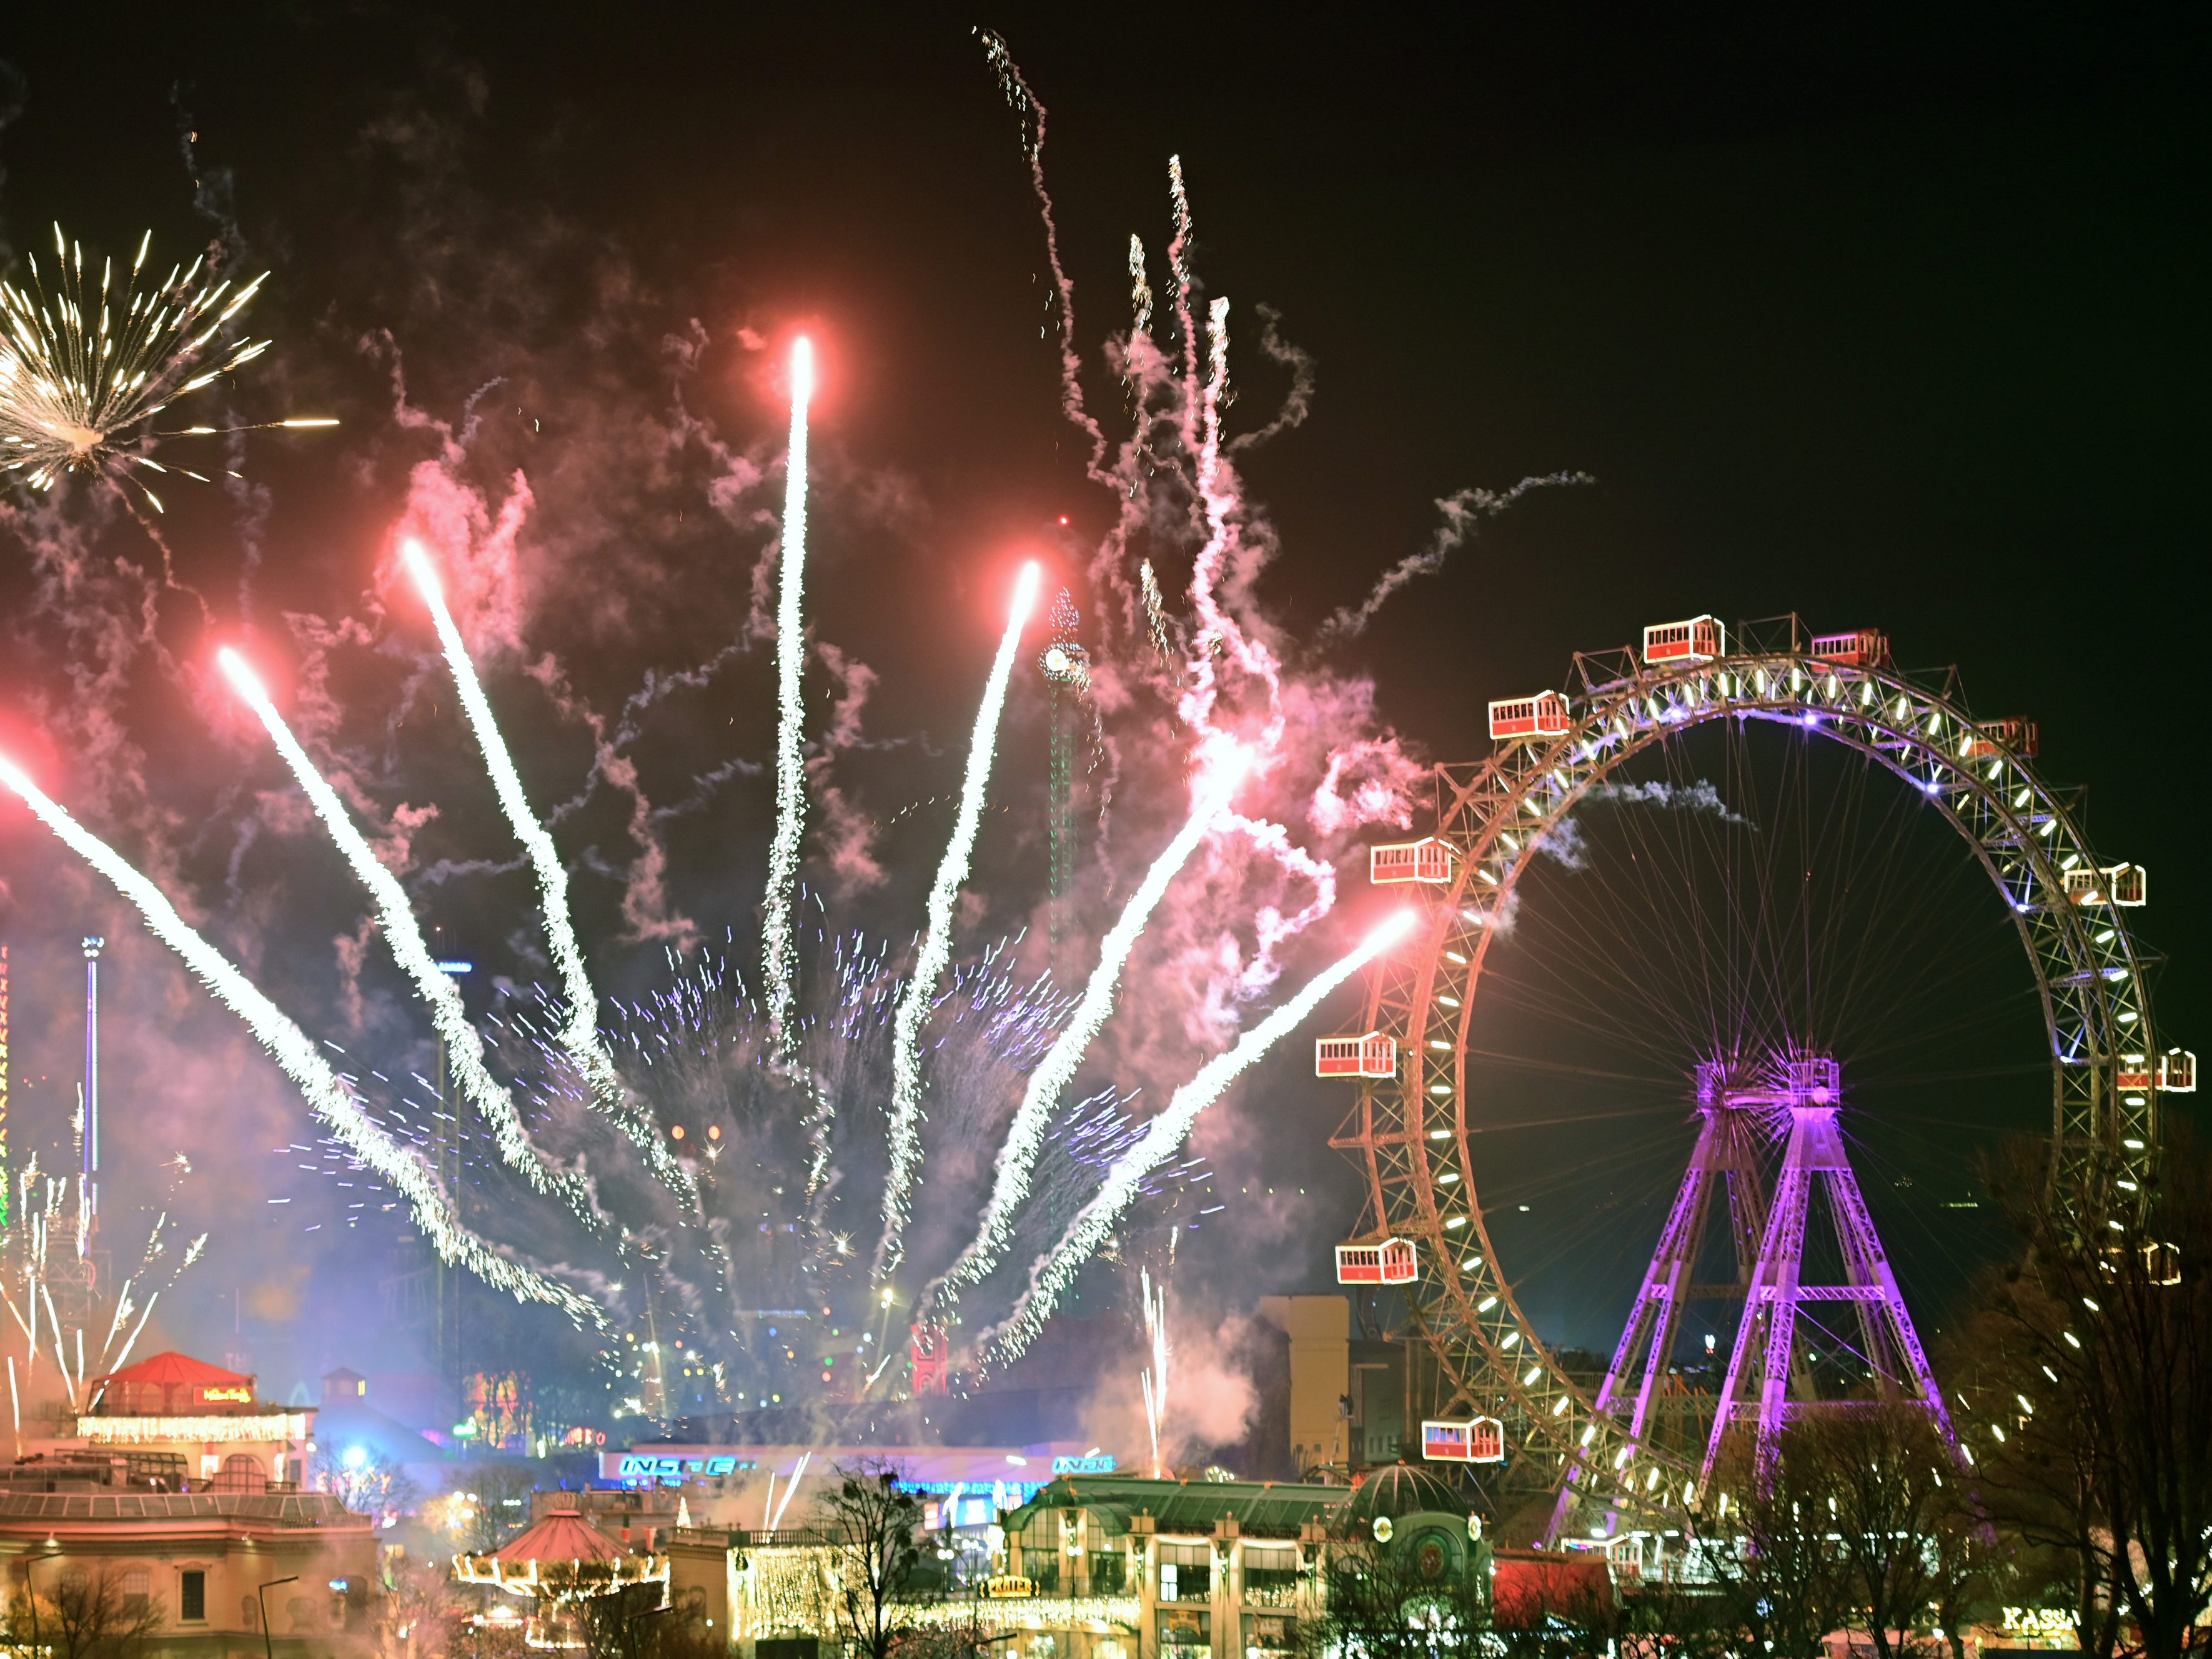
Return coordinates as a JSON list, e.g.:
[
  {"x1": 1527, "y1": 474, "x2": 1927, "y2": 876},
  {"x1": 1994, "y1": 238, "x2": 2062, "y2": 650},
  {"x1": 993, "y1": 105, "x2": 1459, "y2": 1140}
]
[
  {"x1": 215, "y1": 1453, "x2": 267, "y2": 1493},
  {"x1": 1158, "y1": 1608, "x2": 1210, "y2": 1659},
  {"x1": 121, "y1": 1570, "x2": 151, "y2": 1615},
  {"x1": 1242, "y1": 1551, "x2": 1300, "y2": 1601},
  {"x1": 180, "y1": 1571, "x2": 206, "y2": 1622},
  {"x1": 1161, "y1": 1545, "x2": 1211, "y2": 1603},
  {"x1": 1086, "y1": 1552, "x2": 1126, "y2": 1595},
  {"x1": 1243, "y1": 1614, "x2": 1296, "y2": 1658}
]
